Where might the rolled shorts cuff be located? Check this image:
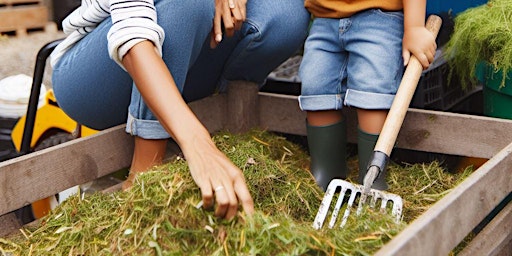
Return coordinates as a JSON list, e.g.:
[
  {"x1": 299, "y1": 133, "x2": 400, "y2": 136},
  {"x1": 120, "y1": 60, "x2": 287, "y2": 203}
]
[
  {"x1": 298, "y1": 94, "x2": 344, "y2": 111},
  {"x1": 125, "y1": 113, "x2": 170, "y2": 139},
  {"x1": 345, "y1": 89, "x2": 395, "y2": 109}
]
